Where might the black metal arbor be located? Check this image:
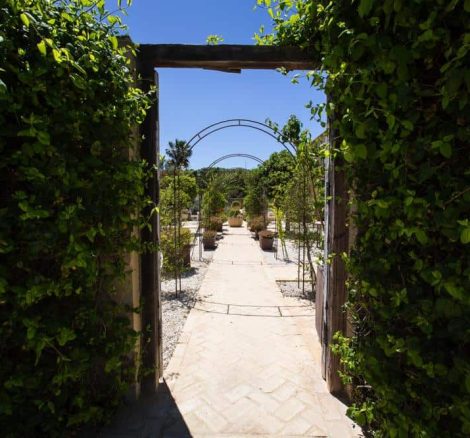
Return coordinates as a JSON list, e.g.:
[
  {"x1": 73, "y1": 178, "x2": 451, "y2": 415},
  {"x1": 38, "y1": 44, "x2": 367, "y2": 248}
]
[
  {"x1": 192, "y1": 153, "x2": 265, "y2": 262},
  {"x1": 170, "y1": 120, "x2": 296, "y2": 297},
  {"x1": 206, "y1": 153, "x2": 264, "y2": 168},
  {"x1": 185, "y1": 119, "x2": 296, "y2": 156}
]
